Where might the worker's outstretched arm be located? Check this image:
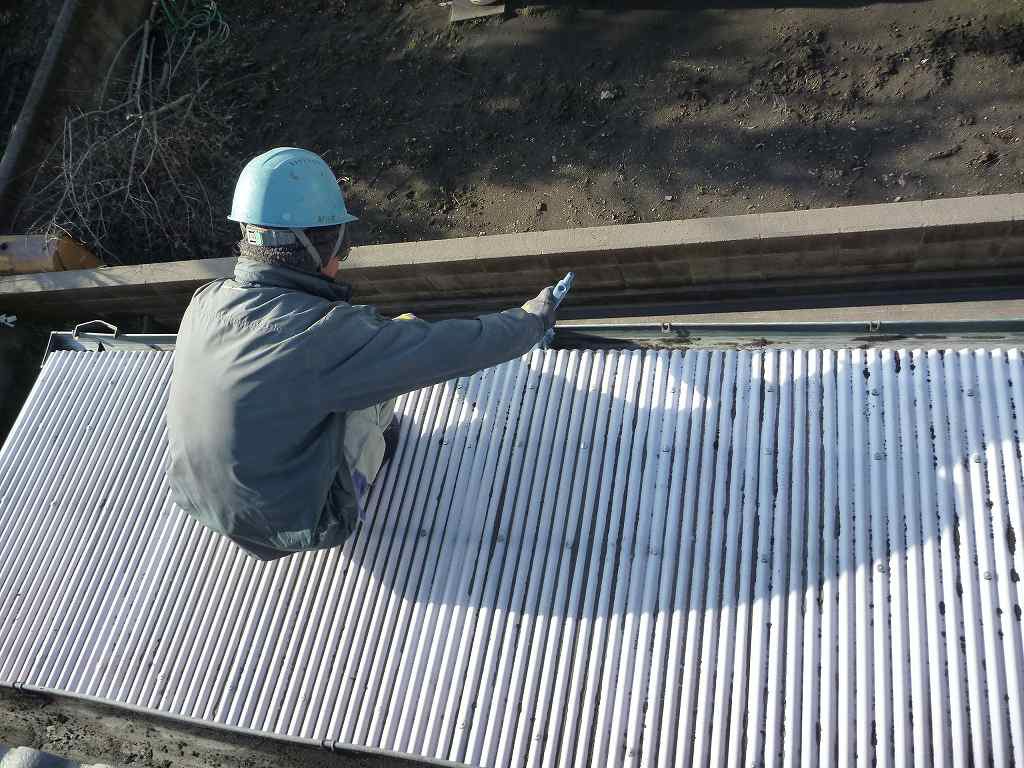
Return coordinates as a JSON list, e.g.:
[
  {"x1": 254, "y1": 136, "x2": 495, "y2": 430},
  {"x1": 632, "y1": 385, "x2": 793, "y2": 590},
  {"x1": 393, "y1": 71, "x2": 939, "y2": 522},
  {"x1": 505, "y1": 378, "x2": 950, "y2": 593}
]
[{"x1": 313, "y1": 288, "x2": 557, "y2": 413}]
